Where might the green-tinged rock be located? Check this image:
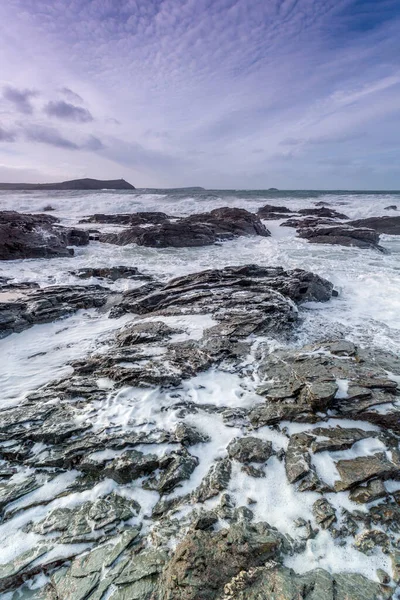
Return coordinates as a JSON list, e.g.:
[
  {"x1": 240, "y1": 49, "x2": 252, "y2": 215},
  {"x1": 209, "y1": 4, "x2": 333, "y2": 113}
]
[
  {"x1": 227, "y1": 436, "x2": 272, "y2": 463},
  {"x1": 192, "y1": 457, "x2": 232, "y2": 502}
]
